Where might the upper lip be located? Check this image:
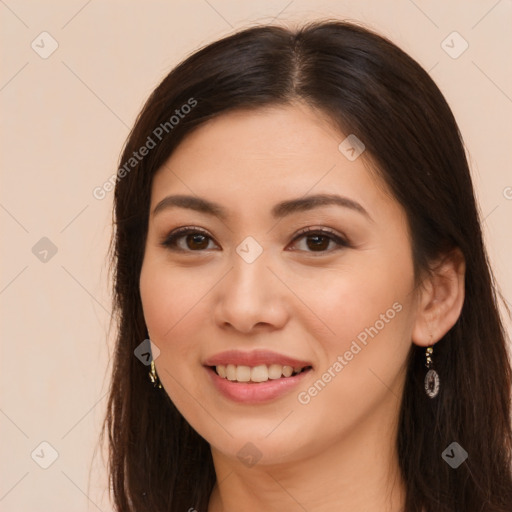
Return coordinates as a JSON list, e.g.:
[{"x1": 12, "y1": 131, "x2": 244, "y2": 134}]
[{"x1": 203, "y1": 349, "x2": 312, "y2": 368}]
